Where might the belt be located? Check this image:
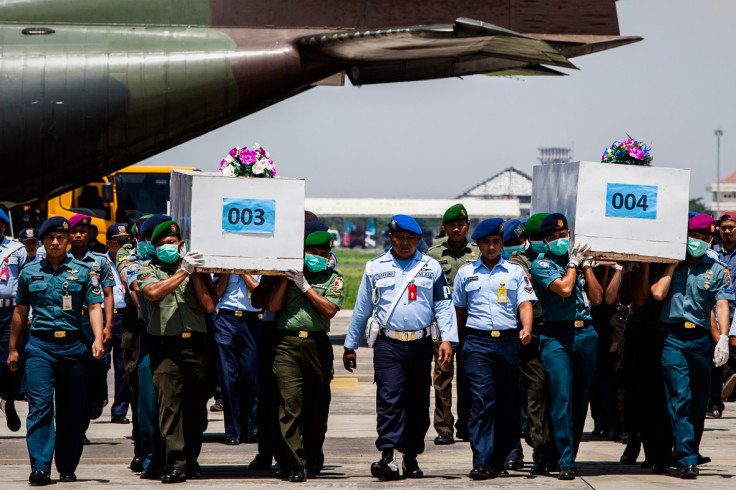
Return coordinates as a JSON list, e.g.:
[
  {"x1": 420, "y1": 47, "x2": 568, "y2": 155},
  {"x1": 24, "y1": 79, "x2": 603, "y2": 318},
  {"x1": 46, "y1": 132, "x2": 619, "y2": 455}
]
[
  {"x1": 0, "y1": 298, "x2": 14, "y2": 308},
  {"x1": 467, "y1": 328, "x2": 517, "y2": 338},
  {"x1": 32, "y1": 330, "x2": 81, "y2": 341},
  {"x1": 681, "y1": 321, "x2": 699, "y2": 329},
  {"x1": 219, "y1": 308, "x2": 263, "y2": 319},
  {"x1": 113, "y1": 308, "x2": 126, "y2": 314},
  {"x1": 545, "y1": 320, "x2": 591, "y2": 328},
  {"x1": 277, "y1": 329, "x2": 327, "y2": 339},
  {"x1": 381, "y1": 326, "x2": 432, "y2": 342}
]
